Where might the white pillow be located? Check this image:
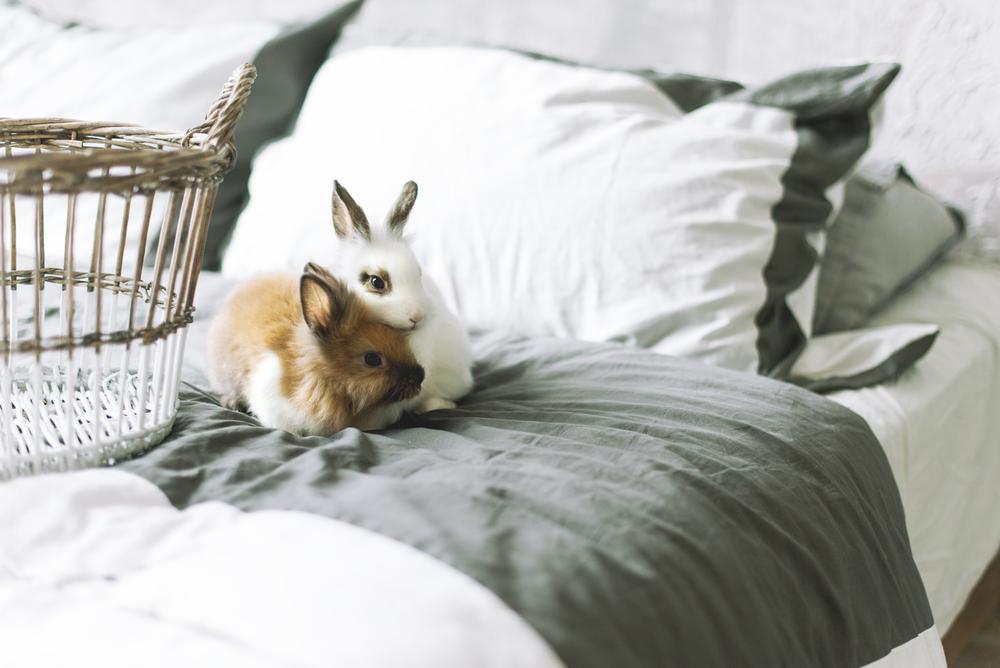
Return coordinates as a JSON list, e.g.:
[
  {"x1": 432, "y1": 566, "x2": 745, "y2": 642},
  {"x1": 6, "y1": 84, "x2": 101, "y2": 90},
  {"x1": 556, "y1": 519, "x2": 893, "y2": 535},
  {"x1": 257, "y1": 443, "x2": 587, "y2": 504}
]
[
  {"x1": 0, "y1": 5, "x2": 281, "y2": 274},
  {"x1": 224, "y1": 46, "x2": 897, "y2": 374},
  {"x1": 0, "y1": 7, "x2": 279, "y2": 130}
]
